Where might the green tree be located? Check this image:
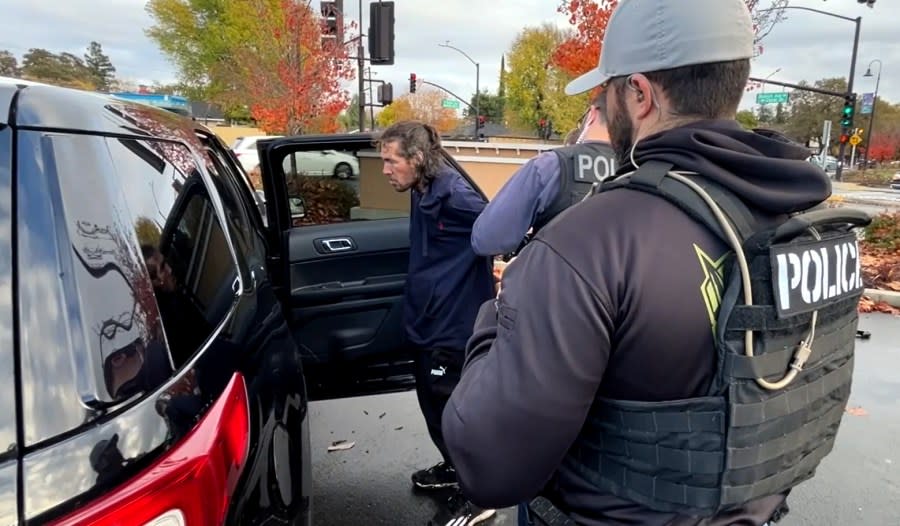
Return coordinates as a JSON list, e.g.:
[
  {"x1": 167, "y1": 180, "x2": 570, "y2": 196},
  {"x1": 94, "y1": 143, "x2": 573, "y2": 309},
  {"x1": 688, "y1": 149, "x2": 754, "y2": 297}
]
[
  {"x1": 84, "y1": 41, "x2": 117, "y2": 91},
  {"x1": 783, "y1": 77, "x2": 848, "y2": 144},
  {"x1": 146, "y1": 0, "x2": 354, "y2": 134},
  {"x1": 464, "y1": 91, "x2": 504, "y2": 123},
  {"x1": 756, "y1": 104, "x2": 774, "y2": 124},
  {"x1": 339, "y1": 93, "x2": 373, "y2": 131},
  {"x1": 145, "y1": 0, "x2": 231, "y2": 101},
  {"x1": 504, "y1": 24, "x2": 587, "y2": 136},
  {"x1": 736, "y1": 110, "x2": 759, "y2": 130},
  {"x1": 0, "y1": 50, "x2": 19, "y2": 76},
  {"x1": 20, "y1": 48, "x2": 95, "y2": 89}
]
